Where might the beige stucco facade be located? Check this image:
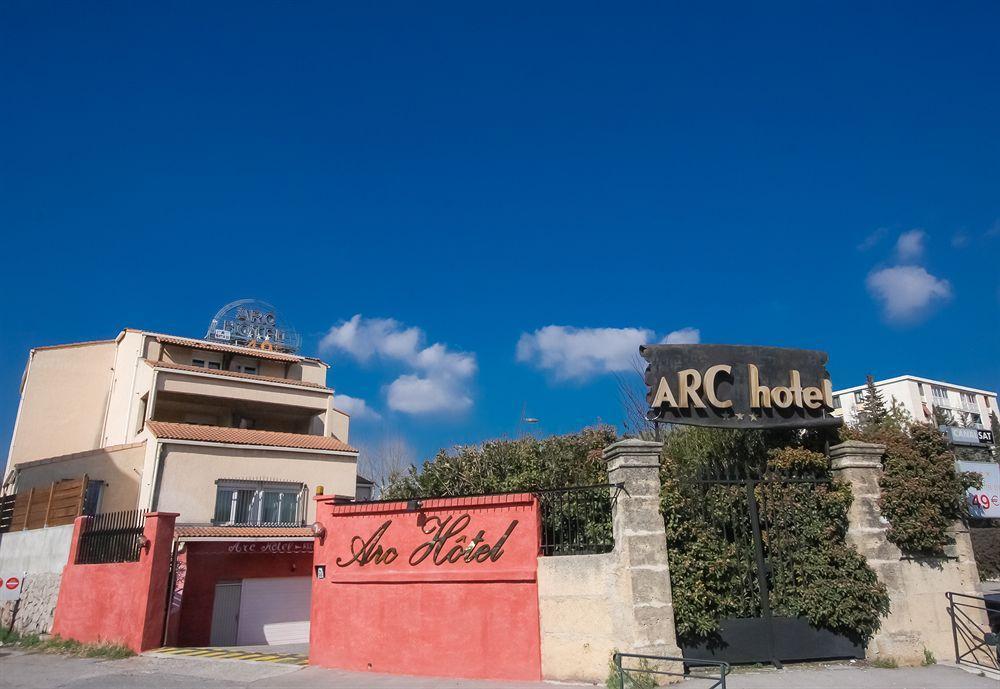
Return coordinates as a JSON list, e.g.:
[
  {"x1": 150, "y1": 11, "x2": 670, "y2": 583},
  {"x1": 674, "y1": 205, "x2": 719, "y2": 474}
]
[
  {"x1": 148, "y1": 443, "x2": 357, "y2": 523},
  {"x1": 4, "y1": 326, "x2": 359, "y2": 525},
  {"x1": 7, "y1": 341, "x2": 117, "y2": 467},
  {"x1": 13, "y1": 443, "x2": 146, "y2": 514}
]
